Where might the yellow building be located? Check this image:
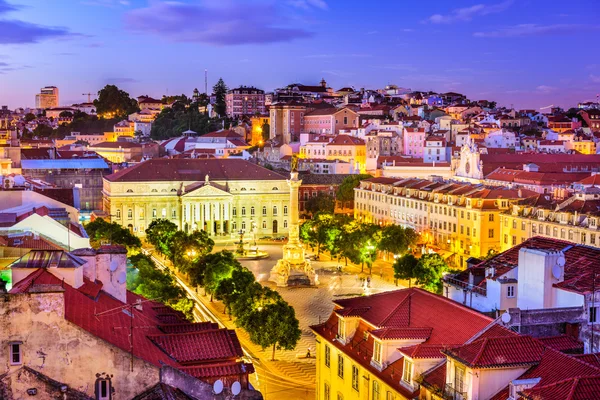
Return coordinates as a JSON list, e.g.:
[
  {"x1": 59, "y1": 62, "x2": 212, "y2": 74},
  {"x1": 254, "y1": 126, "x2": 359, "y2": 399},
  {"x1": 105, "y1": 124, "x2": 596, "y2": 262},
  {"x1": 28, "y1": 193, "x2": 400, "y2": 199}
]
[
  {"x1": 326, "y1": 135, "x2": 367, "y2": 174},
  {"x1": 354, "y1": 177, "x2": 538, "y2": 267},
  {"x1": 499, "y1": 187, "x2": 600, "y2": 251},
  {"x1": 310, "y1": 288, "x2": 494, "y2": 400},
  {"x1": 250, "y1": 115, "x2": 269, "y2": 145},
  {"x1": 103, "y1": 158, "x2": 291, "y2": 237},
  {"x1": 570, "y1": 139, "x2": 596, "y2": 154}
]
